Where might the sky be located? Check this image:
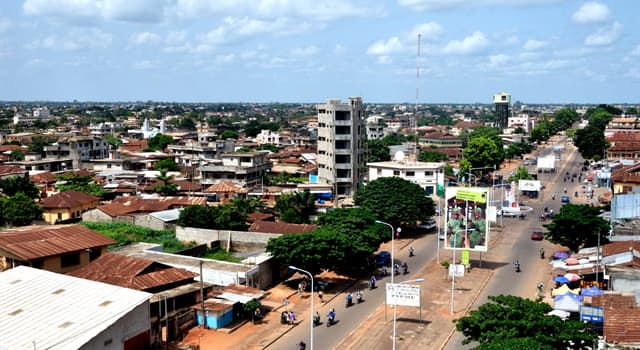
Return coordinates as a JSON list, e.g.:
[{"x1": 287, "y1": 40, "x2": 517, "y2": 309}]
[{"x1": 0, "y1": 0, "x2": 639, "y2": 104}]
